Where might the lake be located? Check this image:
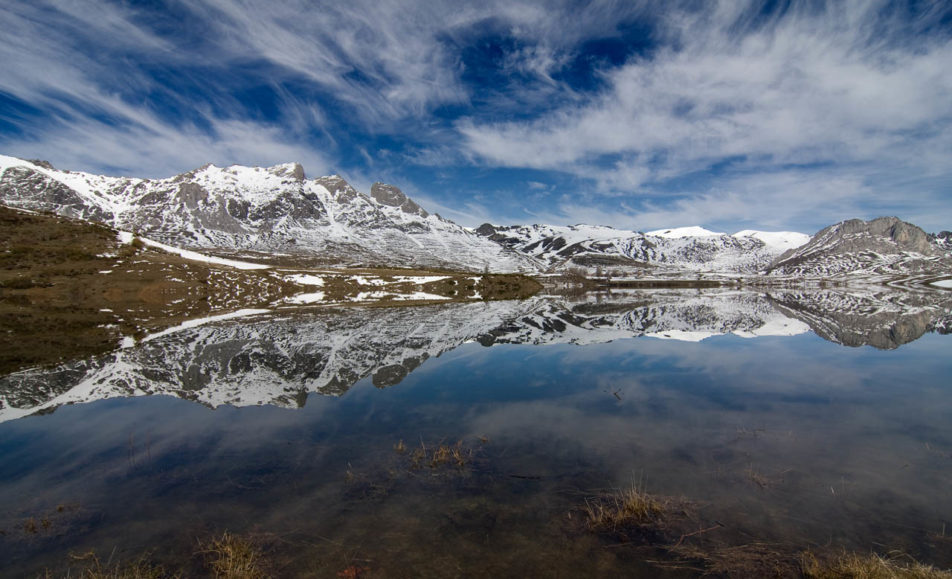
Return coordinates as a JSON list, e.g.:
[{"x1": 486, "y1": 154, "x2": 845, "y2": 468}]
[{"x1": 1, "y1": 288, "x2": 951, "y2": 577}]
